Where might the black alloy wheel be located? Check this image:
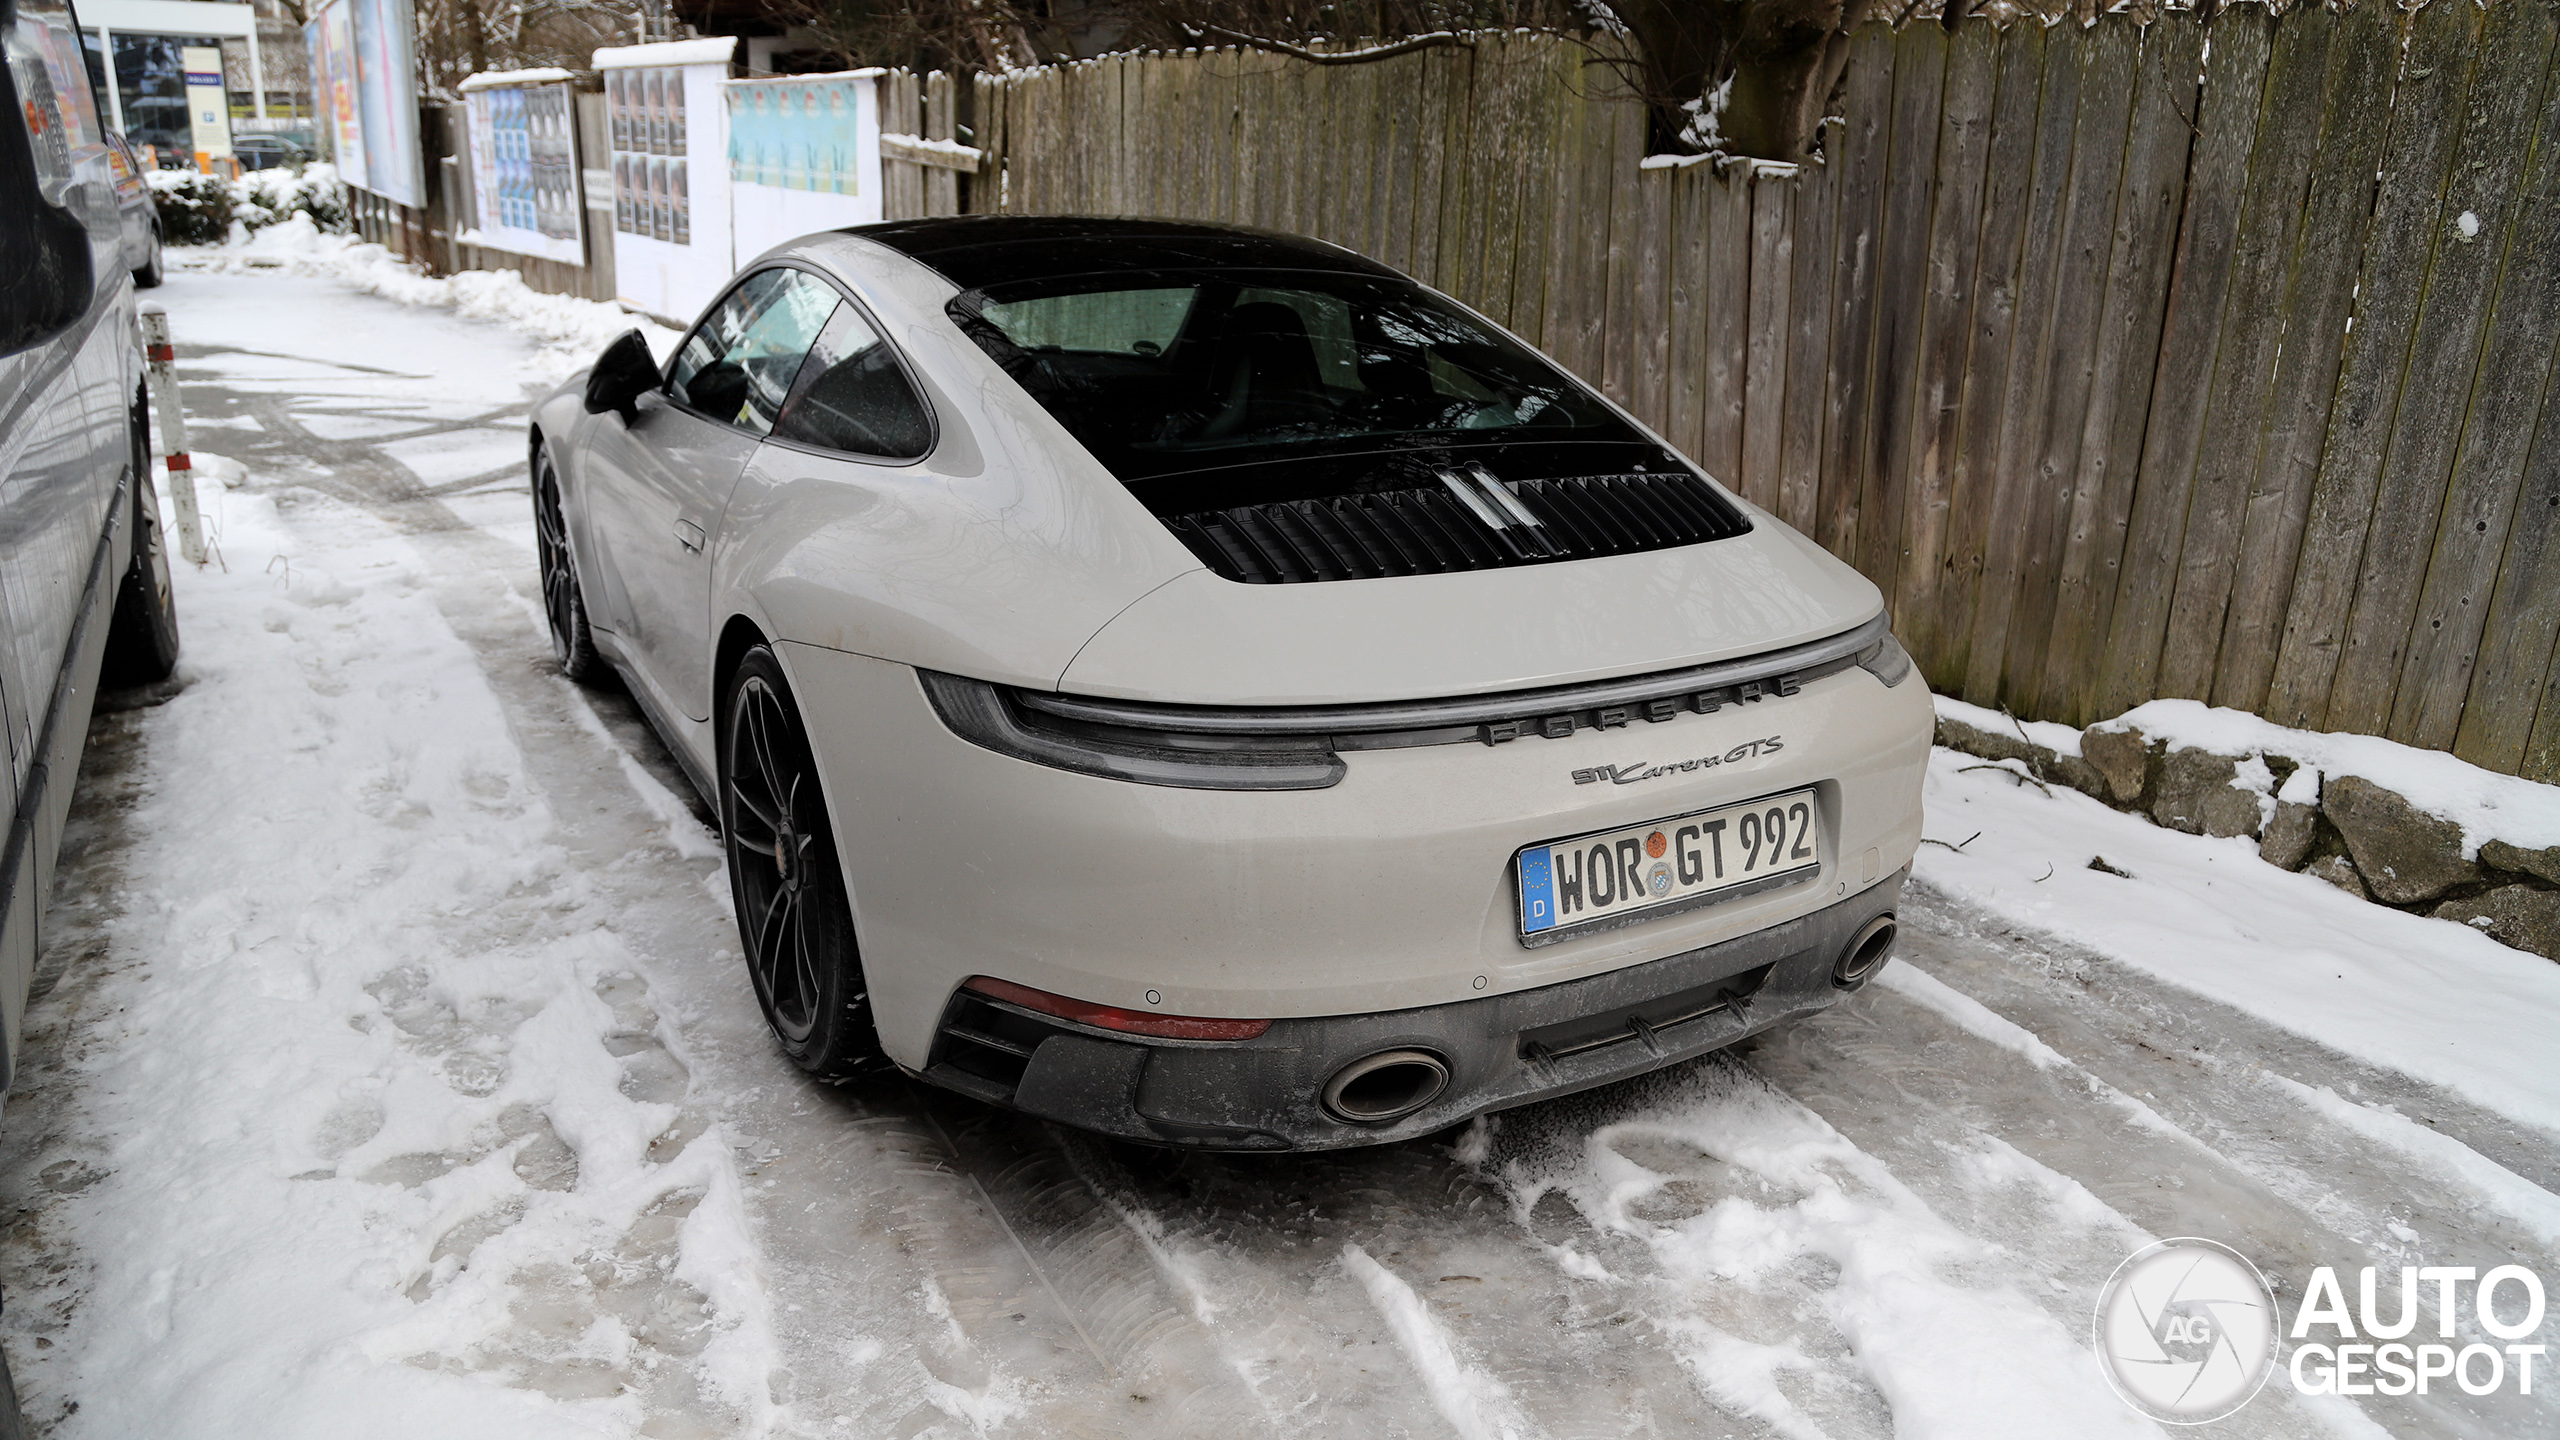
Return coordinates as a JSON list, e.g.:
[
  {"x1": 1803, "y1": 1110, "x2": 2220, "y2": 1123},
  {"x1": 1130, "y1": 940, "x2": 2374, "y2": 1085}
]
[
  {"x1": 134, "y1": 223, "x2": 164, "y2": 288},
  {"x1": 721, "y1": 646, "x2": 887, "y2": 1078},
  {"x1": 532, "y1": 448, "x2": 601, "y2": 681}
]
